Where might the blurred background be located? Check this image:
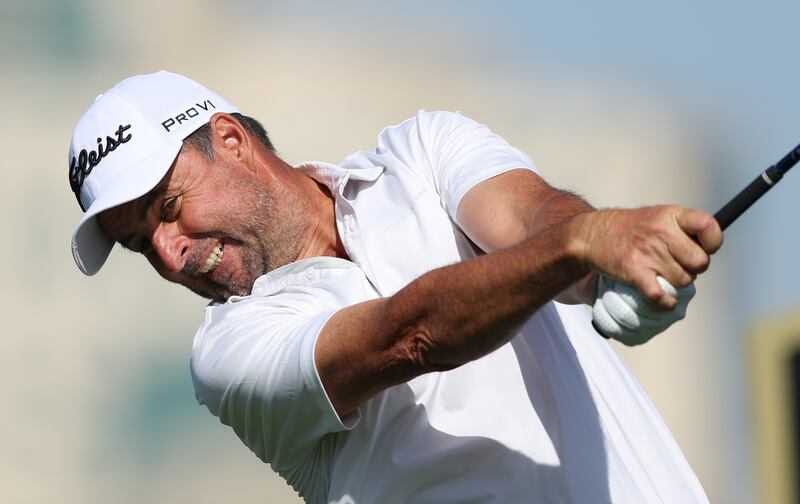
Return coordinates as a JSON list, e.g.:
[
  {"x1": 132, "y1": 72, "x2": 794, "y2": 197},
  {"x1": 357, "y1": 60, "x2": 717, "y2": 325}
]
[{"x1": 3, "y1": 0, "x2": 800, "y2": 502}]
